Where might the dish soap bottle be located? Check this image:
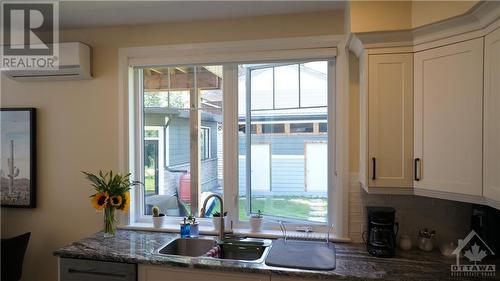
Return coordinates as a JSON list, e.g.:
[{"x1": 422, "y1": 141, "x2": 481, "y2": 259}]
[
  {"x1": 180, "y1": 217, "x2": 190, "y2": 238},
  {"x1": 190, "y1": 217, "x2": 199, "y2": 238}
]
